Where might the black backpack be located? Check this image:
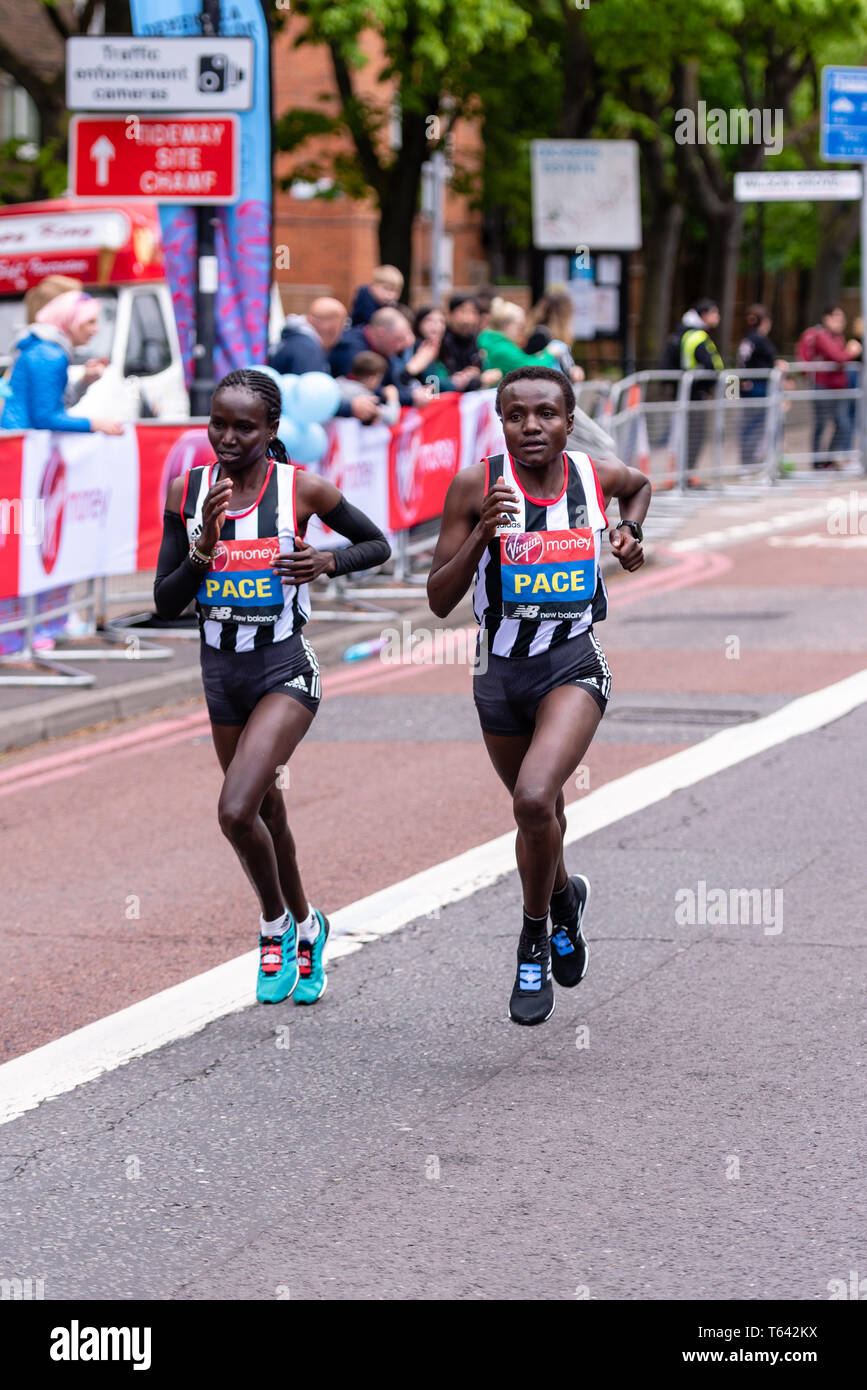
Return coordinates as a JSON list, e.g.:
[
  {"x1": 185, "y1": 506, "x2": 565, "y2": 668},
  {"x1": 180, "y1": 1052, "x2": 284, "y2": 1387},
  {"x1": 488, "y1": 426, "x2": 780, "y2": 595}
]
[{"x1": 659, "y1": 330, "x2": 683, "y2": 371}]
